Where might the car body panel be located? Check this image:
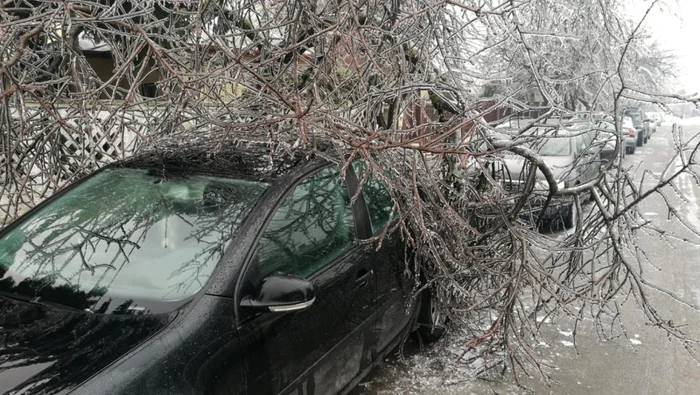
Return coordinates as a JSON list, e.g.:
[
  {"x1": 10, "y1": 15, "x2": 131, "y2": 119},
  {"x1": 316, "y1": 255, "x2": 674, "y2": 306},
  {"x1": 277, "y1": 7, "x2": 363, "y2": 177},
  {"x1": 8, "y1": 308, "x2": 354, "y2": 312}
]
[
  {"x1": 502, "y1": 128, "x2": 599, "y2": 187},
  {"x1": 499, "y1": 124, "x2": 601, "y2": 222},
  {"x1": 71, "y1": 294, "x2": 247, "y2": 395},
  {"x1": 347, "y1": 164, "x2": 415, "y2": 356},
  {"x1": 238, "y1": 248, "x2": 376, "y2": 395},
  {"x1": 369, "y1": 234, "x2": 414, "y2": 354},
  {"x1": 647, "y1": 111, "x2": 662, "y2": 127},
  {"x1": 595, "y1": 120, "x2": 633, "y2": 160},
  {"x1": 0, "y1": 154, "x2": 423, "y2": 395},
  {"x1": 623, "y1": 107, "x2": 652, "y2": 144},
  {"x1": 621, "y1": 117, "x2": 638, "y2": 149},
  {"x1": 0, "y1": 295, "x2": 173, "y2": 395}
]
